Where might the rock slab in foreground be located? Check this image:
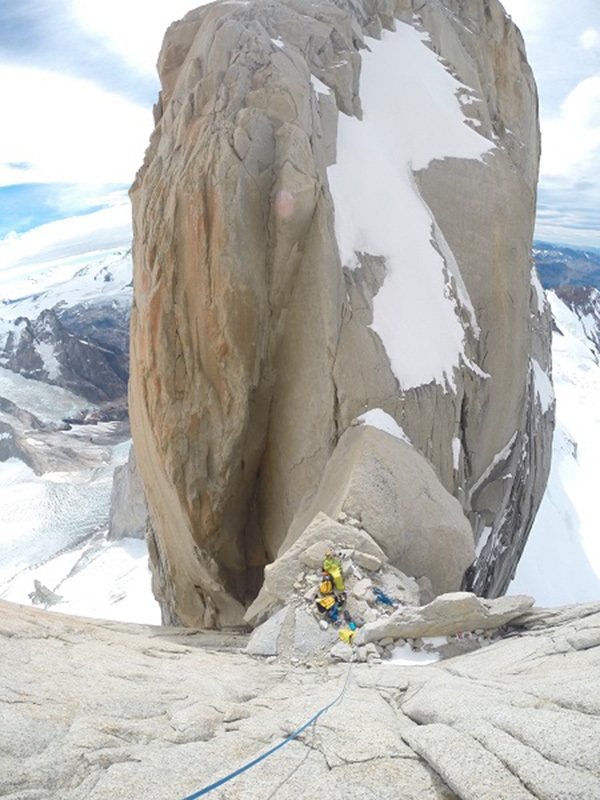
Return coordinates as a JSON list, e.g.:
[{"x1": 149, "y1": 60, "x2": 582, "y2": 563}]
[{"x1": 2, "y1": 600, "x2": 600, "y2": 799}]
